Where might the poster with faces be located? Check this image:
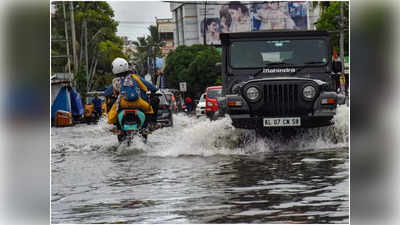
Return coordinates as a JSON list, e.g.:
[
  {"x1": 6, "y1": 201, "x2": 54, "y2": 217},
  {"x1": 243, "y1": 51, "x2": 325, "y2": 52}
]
[{"x1": 197, "y1": 1, "x2": 308, "y2": 45}]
